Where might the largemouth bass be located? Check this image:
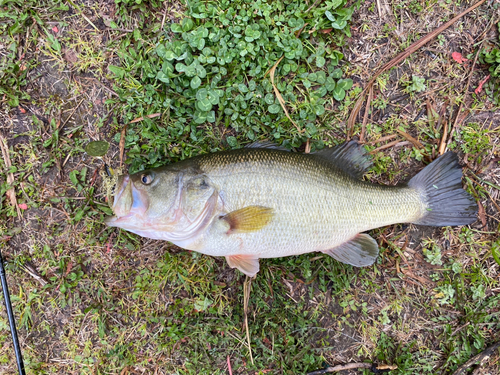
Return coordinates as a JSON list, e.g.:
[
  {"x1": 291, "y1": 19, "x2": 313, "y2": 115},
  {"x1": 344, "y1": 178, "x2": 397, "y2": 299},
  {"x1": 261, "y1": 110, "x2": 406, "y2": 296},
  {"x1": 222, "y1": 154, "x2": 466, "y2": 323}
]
[{"x1": 105, "y1": 141, "x2": 477, "y2": 277}]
